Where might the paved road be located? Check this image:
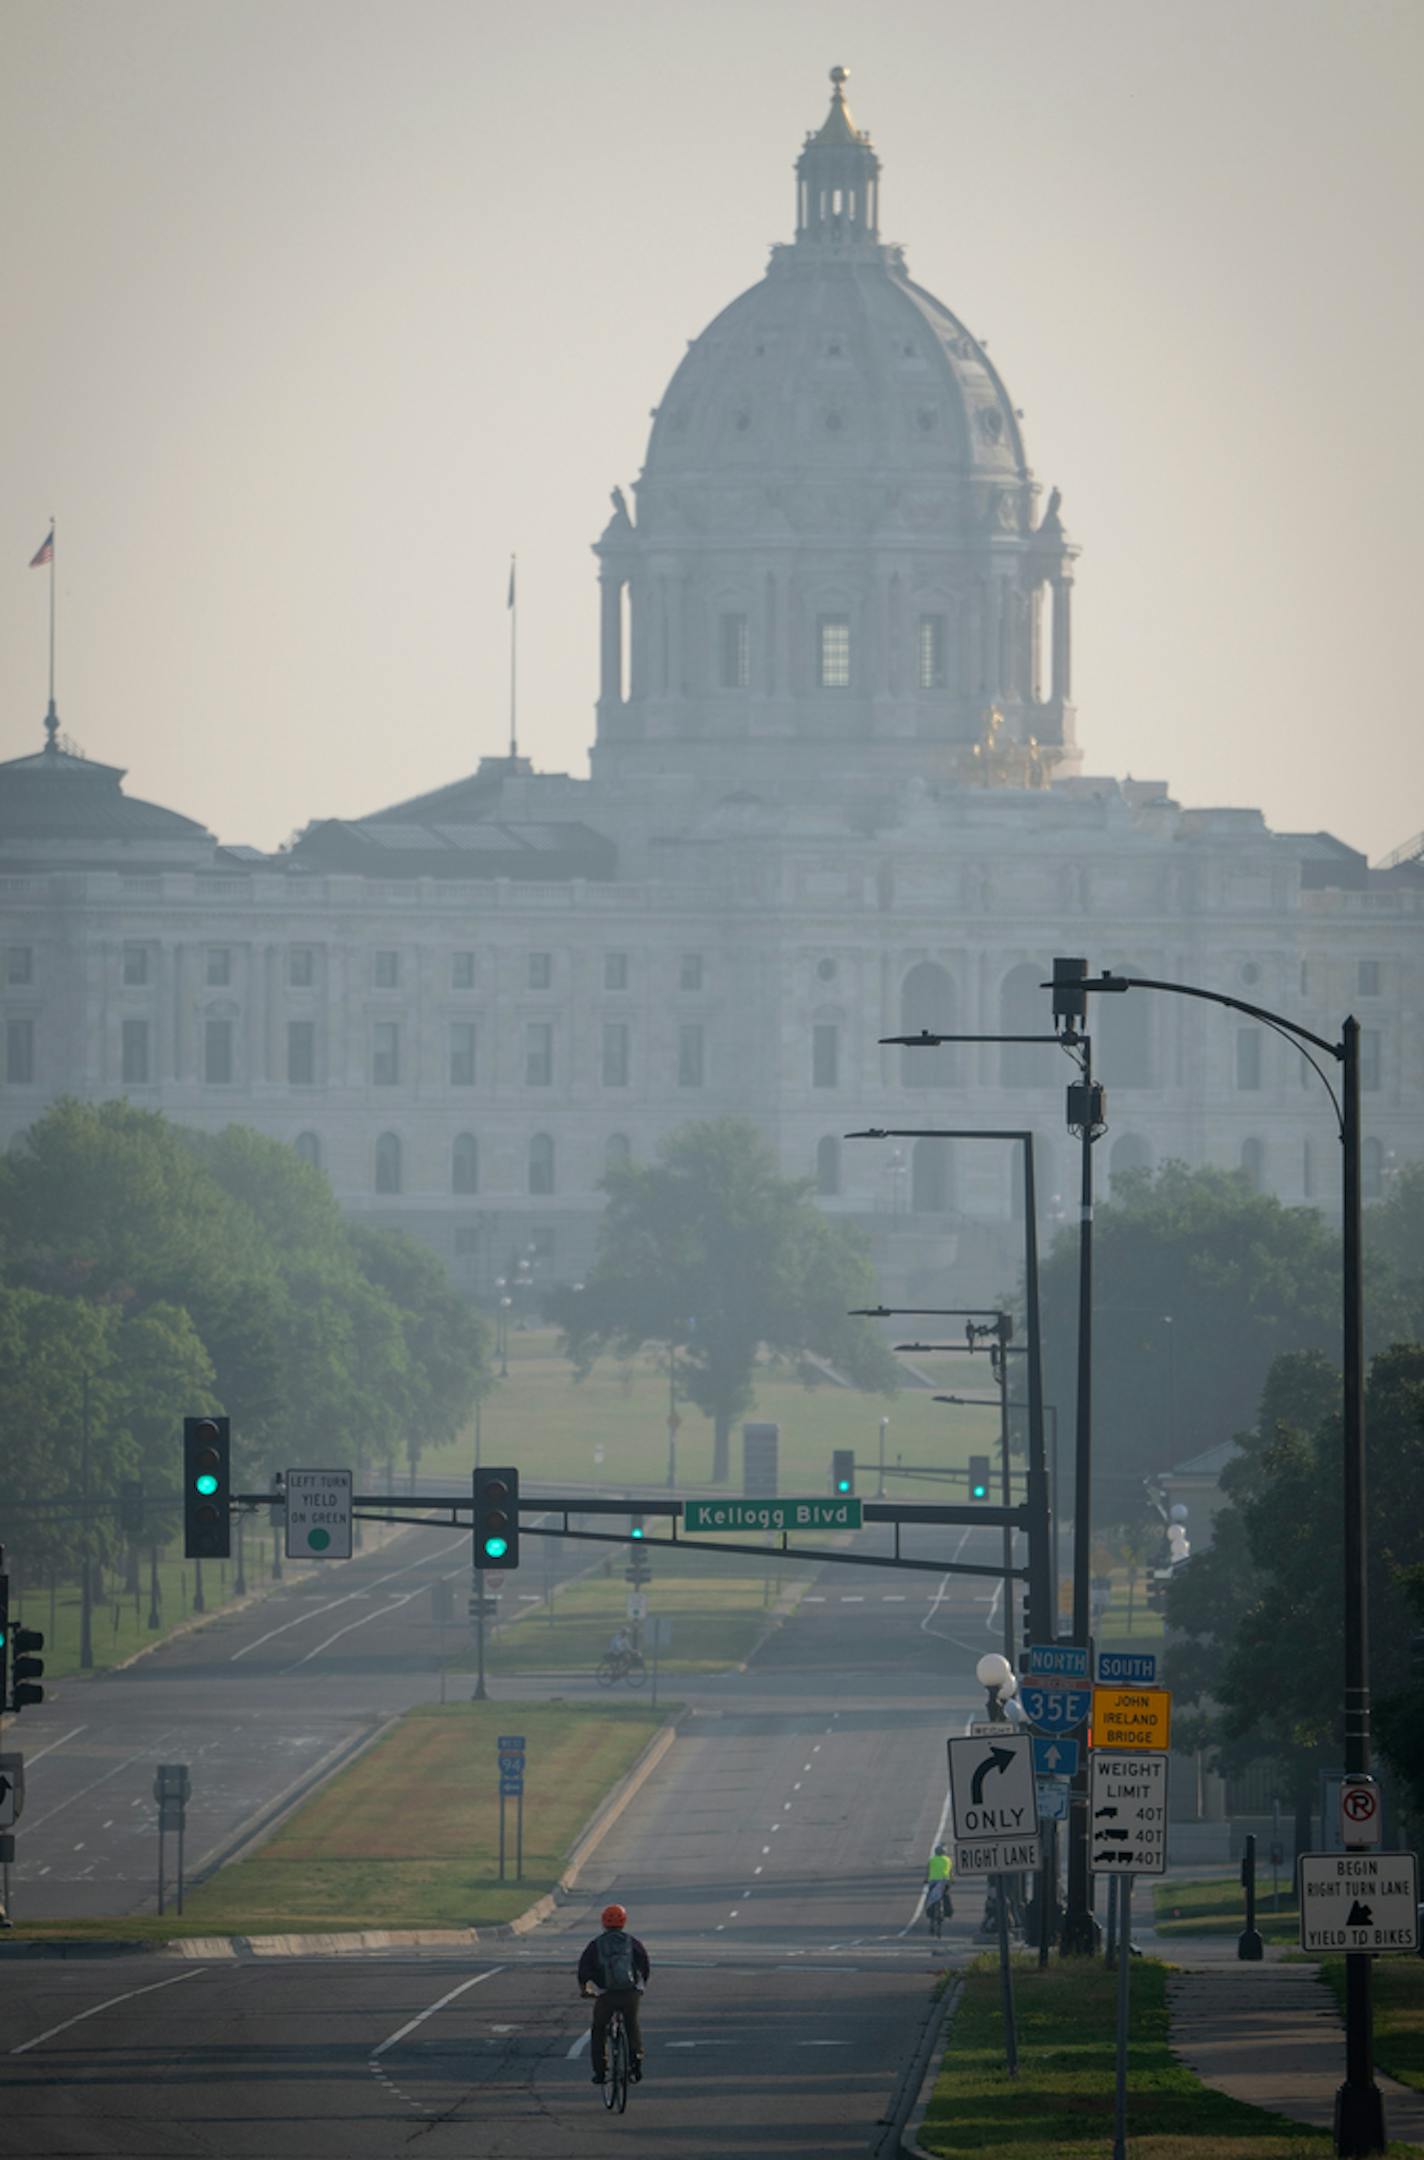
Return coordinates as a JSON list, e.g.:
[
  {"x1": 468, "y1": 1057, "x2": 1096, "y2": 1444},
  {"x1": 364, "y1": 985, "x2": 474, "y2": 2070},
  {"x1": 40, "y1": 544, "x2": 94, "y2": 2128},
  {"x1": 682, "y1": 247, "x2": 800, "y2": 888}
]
[{"x1": 0, "y1": 1512, "x2": 1016, "y2": 2155}]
